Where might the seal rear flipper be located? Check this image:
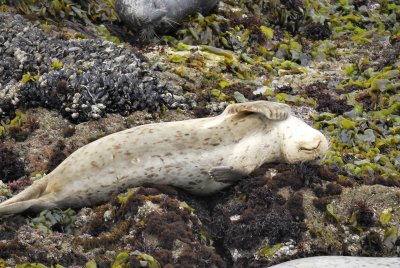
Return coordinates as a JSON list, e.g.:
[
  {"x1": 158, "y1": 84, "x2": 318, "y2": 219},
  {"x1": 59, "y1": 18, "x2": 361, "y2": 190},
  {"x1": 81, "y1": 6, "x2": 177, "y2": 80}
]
[
  {"x1": 0, "y1": 177, "x2": 48, "y2": 208},
  {"x1": 209, "y1": 166, "x2": 247, "y2": 183},
  {"x1": 0, "y1": 199, "x2": 48, "y2": 216},
  {"x1": 222, "y1": 101, "x2": 291, "y2": 121}
]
